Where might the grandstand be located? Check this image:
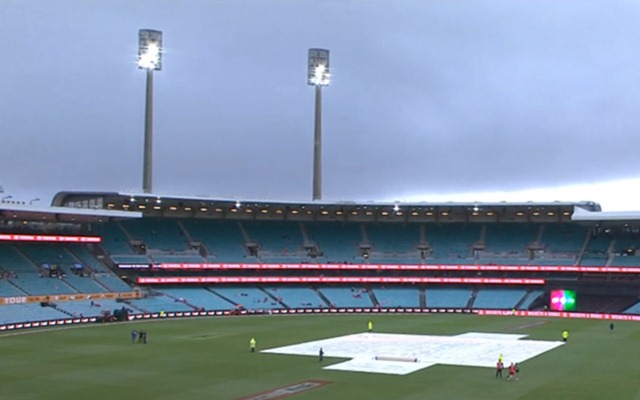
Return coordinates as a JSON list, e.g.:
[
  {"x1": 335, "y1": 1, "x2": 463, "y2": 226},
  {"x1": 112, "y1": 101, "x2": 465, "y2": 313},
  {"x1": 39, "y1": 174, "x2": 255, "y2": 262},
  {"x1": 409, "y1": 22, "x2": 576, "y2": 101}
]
[{"x1": 0, "y1": 193, "x2": 639, "y2": 329}]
